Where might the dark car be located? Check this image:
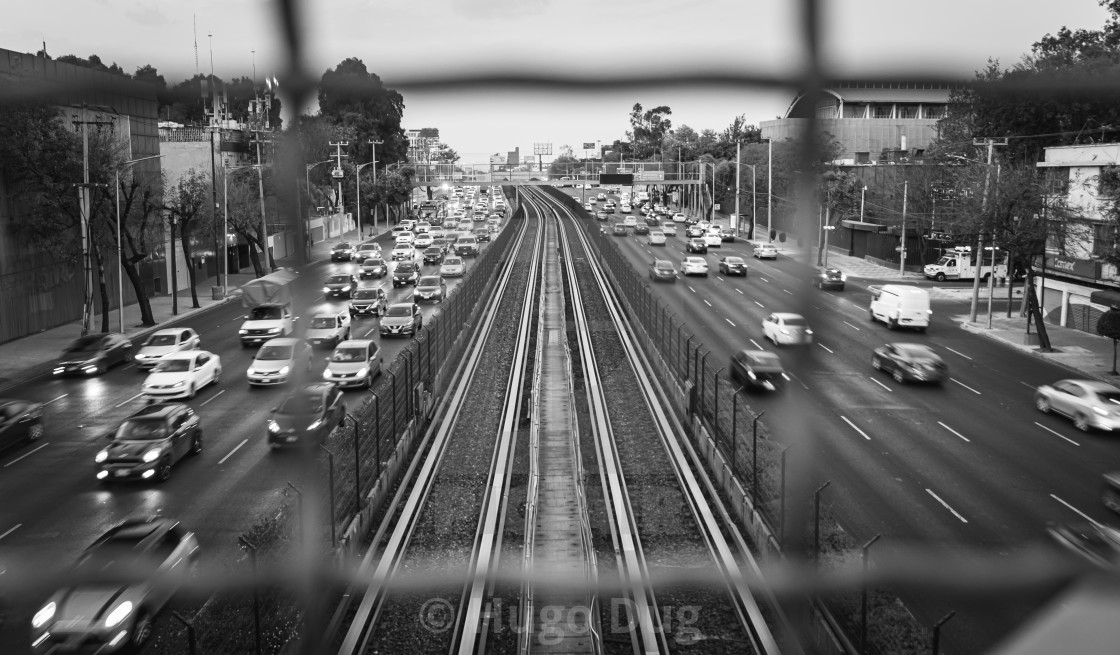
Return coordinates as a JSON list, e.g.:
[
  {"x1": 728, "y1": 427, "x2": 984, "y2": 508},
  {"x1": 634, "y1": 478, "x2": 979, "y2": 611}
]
[
  {"x1": 267, "y1": 383, "x2": 346, "y2": 449},
  {"x1": 393, "y1": 261, "x2": 421, "y2": 287},
  {"x1": 686, "y1": 238, "x2": 708, "y2": 254},
  {"x1": 644, "y1": 216, "x2": 660, "y2": 227},
  {"x1": 413, "y1": 275, "x2": 447, "y2": 303},
  {"x1": 95, "y1": 403, "x2": 202, "y2": 483},
  {"x1": 349, "y1": 287, "x2": 388, "y2": 317},
  {"x1": 472, "y1": 227, "x2": 491, "y2": 243},
  {"x1": 612, "y1": 224, "x2": 628, "y2": 236},
  {"x1": 54, "y1": 333, "x2": 133, "y2": 376},
  {"x1": 595, "y1": 211, "x2": 609, "y2": 221},
  {"x1": 330, "y1": 242, "x2": 355, "y2": 261},
  {"x1": 634, "y1": 224, "x2": 650, "y2": 235},
  {"x1": 815, "y1": 267, "x2": 846, "y2": 290},
  {"x1": 684, "y1": 215, "x2": 701, "y2": 225},
  {"x1": 359, "y1": 257, "x2": 387, "y2": 279},
  {"x1": 30, "y1": 517, "x2": 200, "y2": 653},
  {"x1": 871, "y1": 343, "x2": 948, "y2": 384},
  {"x1": 380, "y1": 303, "x2": 423, "y2": 337},
  {"x1": 685, "y1": 225, "x2": 705, "y2": 239},
  {"x1": 1047, "y1": 522, "x2": 1120, "y2": 568},
  {"x1": 648, "y1": 259, "x2": 677, "y2": 282},
  {"x1": 323, "y1": 274, "x2": 358, "y2": 299},
  {"x1": 423, "y1": 246, "x2": 445, "y2": 265},
  {"x1": 0, "y1": 399, "x2": 45, "y2": 452},
  {"x1": 718, "y1": 256, "x2": 748, "y2": 277},
  {"x1": 720, "y1": 227, "x2": 736, "y2": 242},
  {"x1": 730, "y1": 350, "x2": 788, "y2": 391}
]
